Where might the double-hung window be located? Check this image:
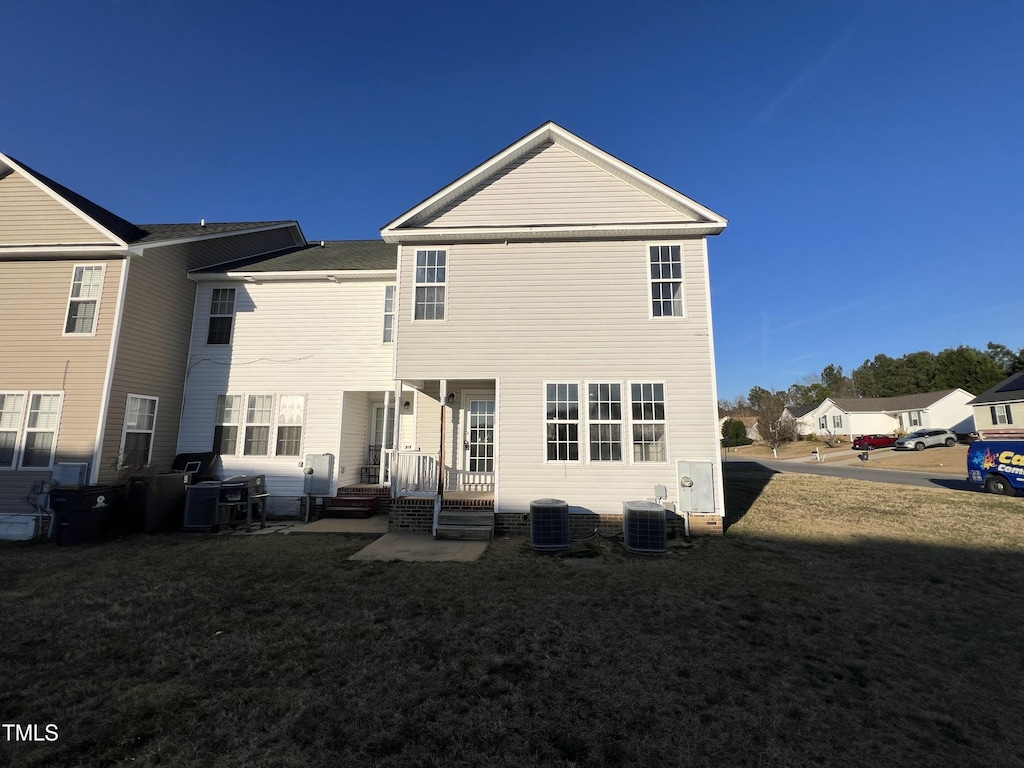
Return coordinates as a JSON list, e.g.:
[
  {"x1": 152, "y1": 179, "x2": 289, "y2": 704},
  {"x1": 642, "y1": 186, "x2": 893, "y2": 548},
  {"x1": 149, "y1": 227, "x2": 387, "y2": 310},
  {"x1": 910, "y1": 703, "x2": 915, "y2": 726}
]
[
  {"x1": 65, "y1": 265, "x2": 104, "y2": 334},
  {"x1": 214, "y1": 395, "x2": 241, "y2": 454},
  {"x1": 992, "y1": 404, "x2": 1014, "y2": 426},
  {"x1": 275, "y1": 395, "x2": 304, "y2": 456},
  {"x1": 382, "y1": 285, "x2": 396, "y2": 342},
  {"x1": 207, "y1": 288, "x2": 236, "y2": 344},
  {"x1": 588, "y1": 383, "x2": 622, "y2": 461},
  {"x1": 649, "y1": 245, "x2": 683, "y2": 317},
  {"x1": 121, "y1": 395, "x2": 158, "y2": 468},
  {"x1": 545, "y1": 384, "x2": 579, "y2": 461},
  {"x1": 23, "y1": 394, "x2": 62, "y2": 468},
  {"x1": 631, "y1": 383, "x2": 666, "y2": 461},
  {"x1": 243, "y1": 395, "x2": 273, "y2": 456},
  {"x1": 414, "y1": 249, "x2": 446, "y2": 320},
  {"x1": 0, "y1": 394, "x2": 26, "y2": 468},
  {"x1": 818, "y1": 416, "x2": 828, "y2": 430},
  {"x1": 832, "y1": 415, "x2": 843, "y2": 429}
]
